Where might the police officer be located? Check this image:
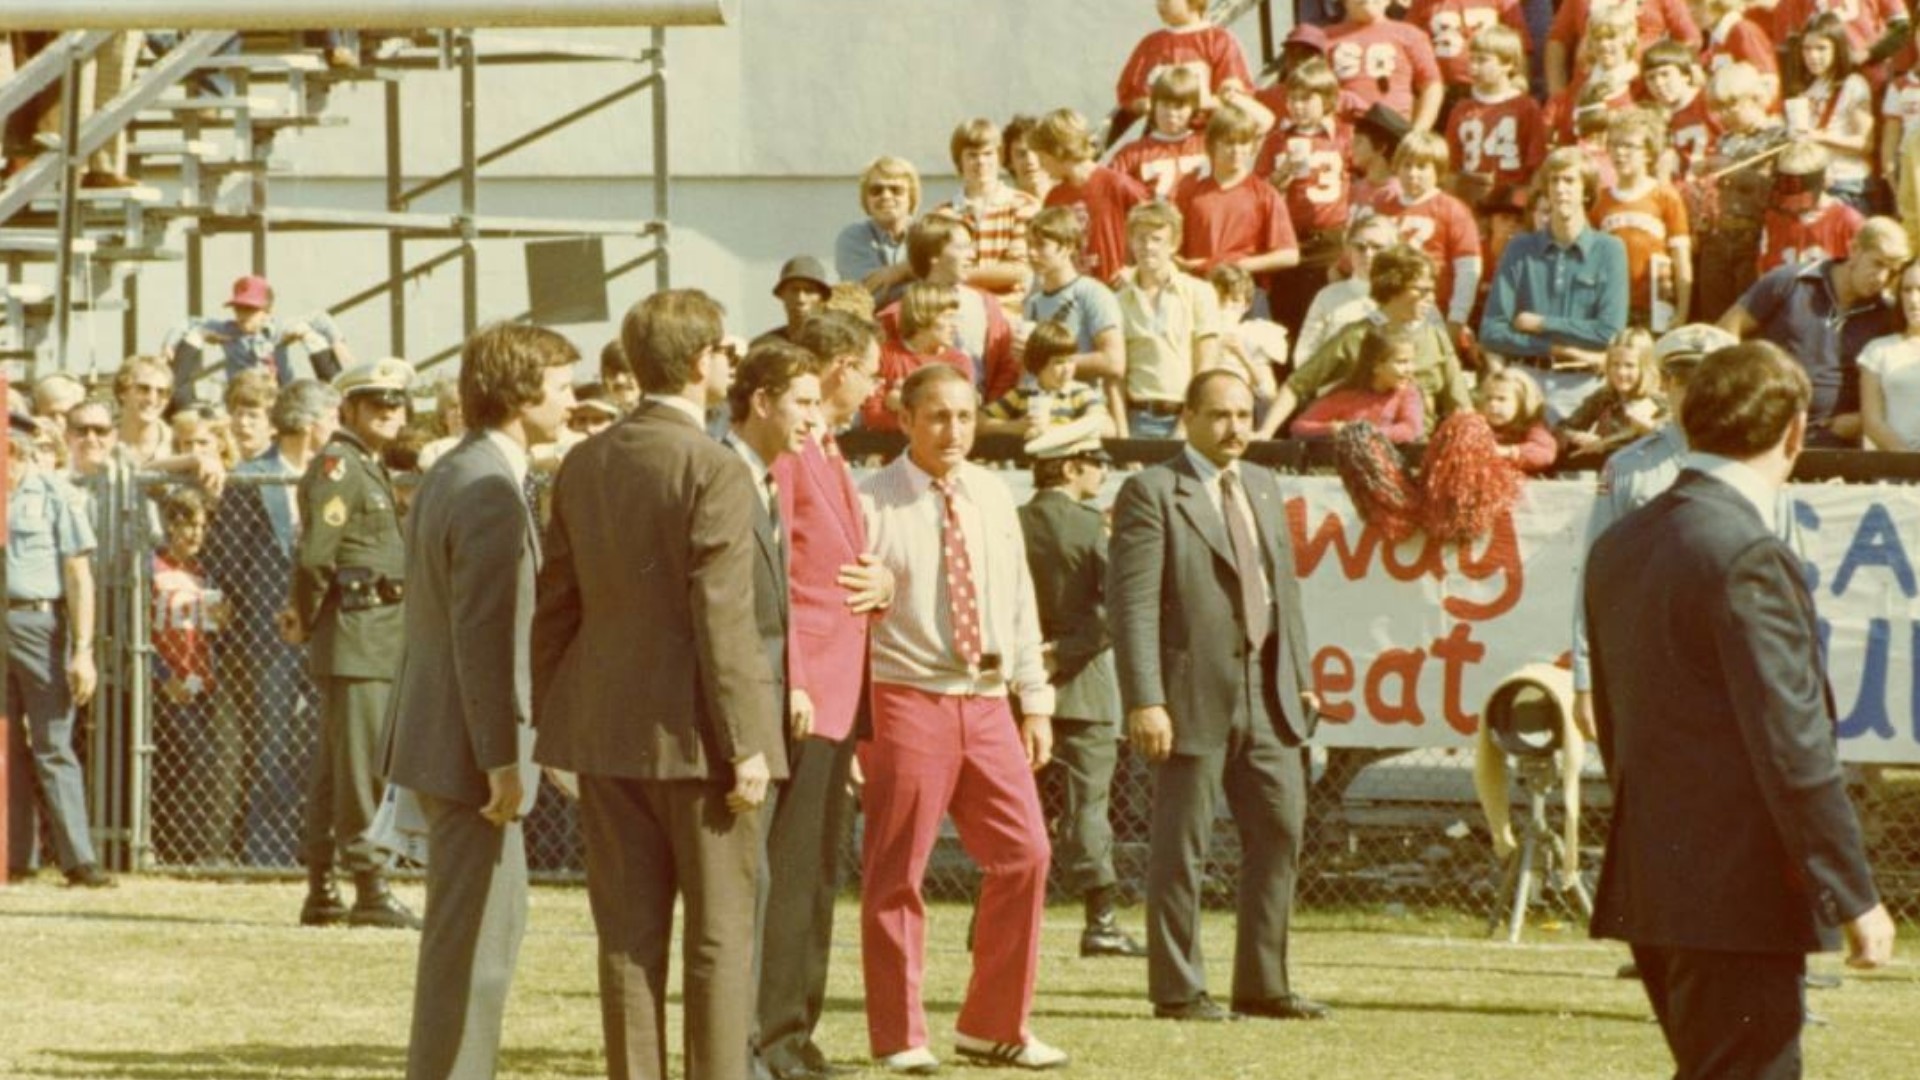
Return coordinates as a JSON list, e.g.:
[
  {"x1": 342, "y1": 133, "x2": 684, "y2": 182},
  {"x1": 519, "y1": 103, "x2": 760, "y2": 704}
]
[
  {"x1": 6, "y1": 412, "x2": 112, "y2": 887},
  {"x1": 1017, "y1": 425, "x2": 1144, "y2": 958},
  {"x1": 283, "y1": 358, "x2": 416, "y2": 928}
]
